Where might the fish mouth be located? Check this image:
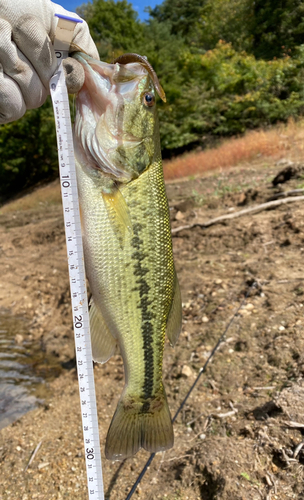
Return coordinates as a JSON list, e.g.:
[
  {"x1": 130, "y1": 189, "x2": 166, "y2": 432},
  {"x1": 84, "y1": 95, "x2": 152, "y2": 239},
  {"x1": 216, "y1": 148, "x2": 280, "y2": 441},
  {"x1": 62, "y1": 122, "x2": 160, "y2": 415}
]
[{"x1": 73, "y1": 53, "x2": 151, "y2": 182}]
